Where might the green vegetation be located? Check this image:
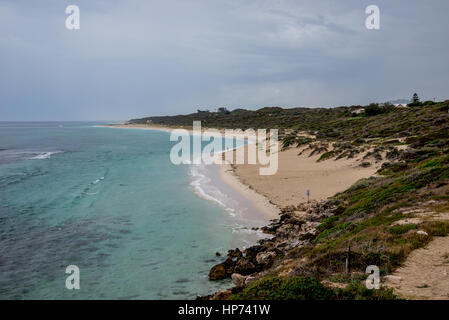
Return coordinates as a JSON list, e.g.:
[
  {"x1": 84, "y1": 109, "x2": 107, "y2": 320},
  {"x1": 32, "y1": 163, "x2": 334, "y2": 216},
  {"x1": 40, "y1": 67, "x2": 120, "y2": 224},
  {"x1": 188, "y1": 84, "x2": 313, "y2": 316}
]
[
  {"x1": 364, "y1": 103, "x2": 394, "y2": 116},
  {"x1": 335, "y1": 282, "x2": 398, "y2": 300},
  {"x1": 132, "y1": 99, "x2": 449, "y2": 300},
  {"x1": 133, "y1": 100, "x2": 449, "y2": 166},
  {"x1": 230, "y1": 276, "x2": 398, "y2": 300},
  {"x1": 389, "y1": 224, "x2": 418, "y2": 235},
  {"x1": 303, "y1": 148, "x2": 449, "y2": 275},
  {"x1": 318, "y1": 151, "x2": 335, "y2": 162},
  {"x1": 409, "y1": 93, "x2": 422, "y2": 107},
  {"x1": 360, "y1": 162, "x2": 371, "y2": 168},
  {"x1": 230, "y1": 276, "x2": 335, "y2": 300},
  {"x1": 254, "y1": 101, "x2": 447, "y2": 298}
]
